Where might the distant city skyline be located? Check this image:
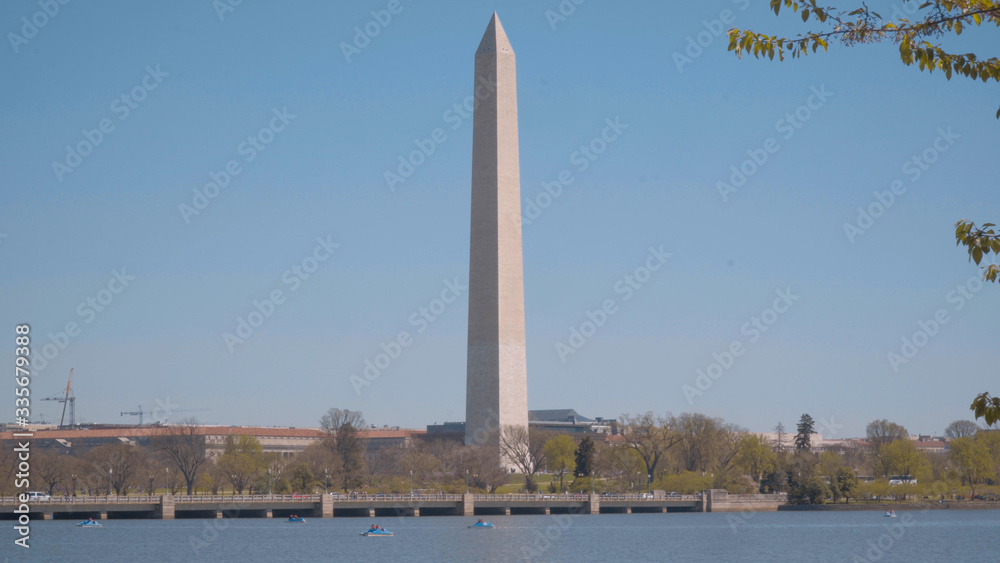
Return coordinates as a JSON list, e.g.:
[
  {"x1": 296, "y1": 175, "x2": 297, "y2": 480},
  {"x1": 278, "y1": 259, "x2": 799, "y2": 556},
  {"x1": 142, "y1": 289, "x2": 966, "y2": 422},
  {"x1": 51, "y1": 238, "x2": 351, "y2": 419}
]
[{"x1": 1, "y1": 1, "x2": 996, "y2": 439}]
